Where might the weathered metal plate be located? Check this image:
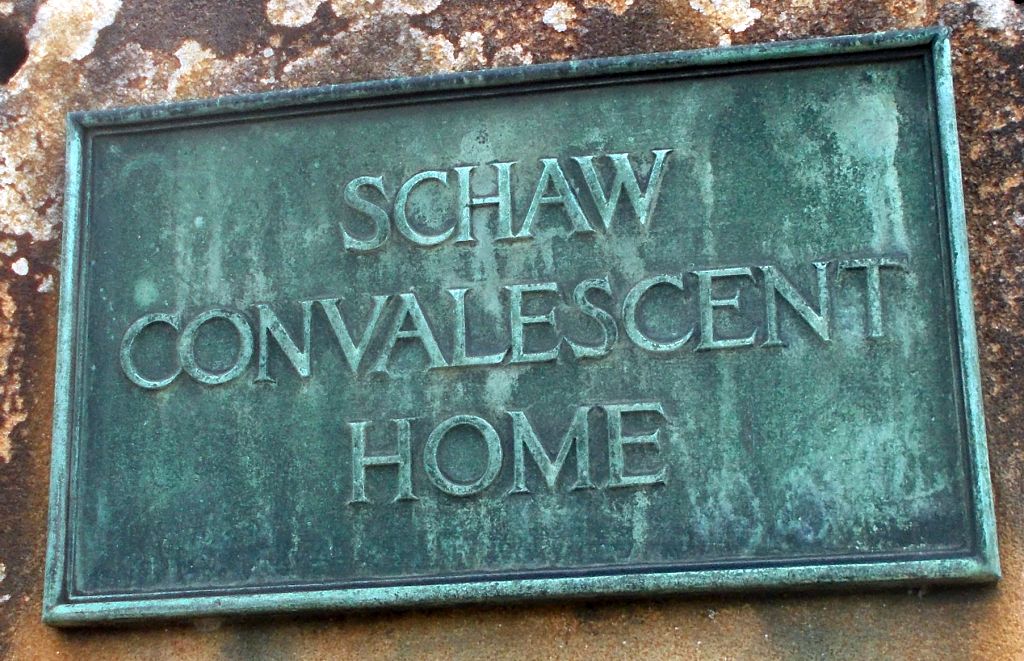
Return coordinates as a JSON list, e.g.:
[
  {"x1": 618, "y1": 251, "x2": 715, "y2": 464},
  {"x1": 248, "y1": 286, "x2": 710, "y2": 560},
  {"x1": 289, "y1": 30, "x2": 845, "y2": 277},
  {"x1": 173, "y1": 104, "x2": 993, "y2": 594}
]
[{"x1": 44, "y1": 29, "x2": 998, "y2": 625}]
